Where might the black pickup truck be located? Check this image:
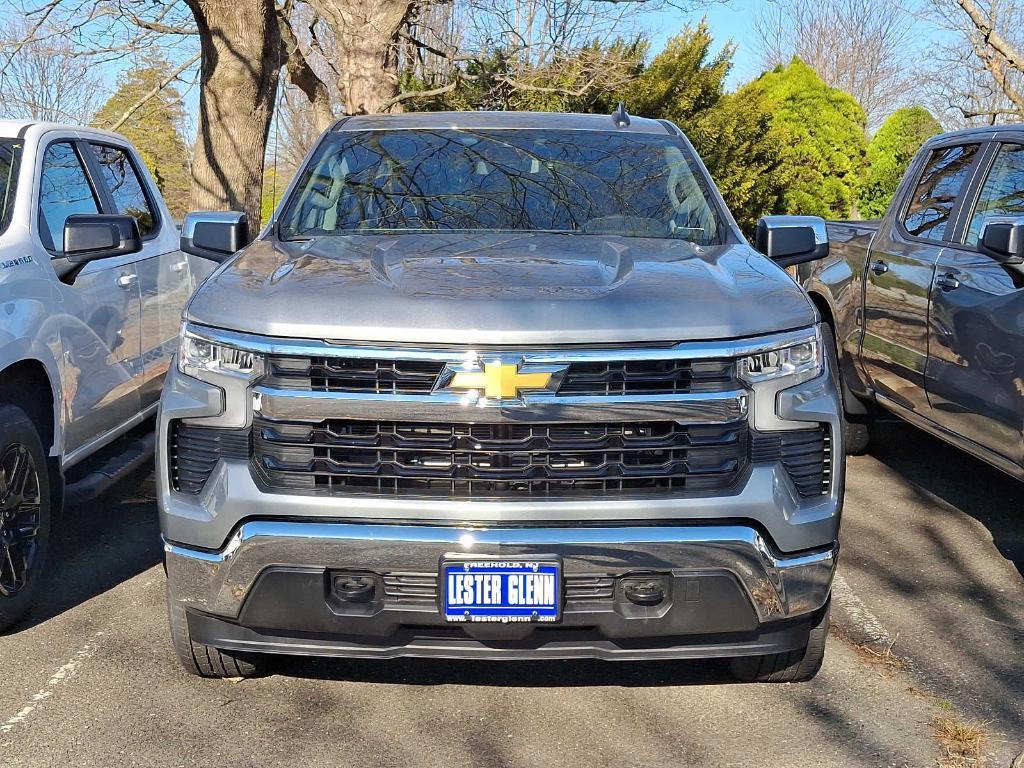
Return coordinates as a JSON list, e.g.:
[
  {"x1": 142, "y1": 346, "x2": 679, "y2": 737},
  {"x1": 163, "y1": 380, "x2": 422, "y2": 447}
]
[{"x1": 800, "y1": 125, "x2": 1023, "y2": 480}]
